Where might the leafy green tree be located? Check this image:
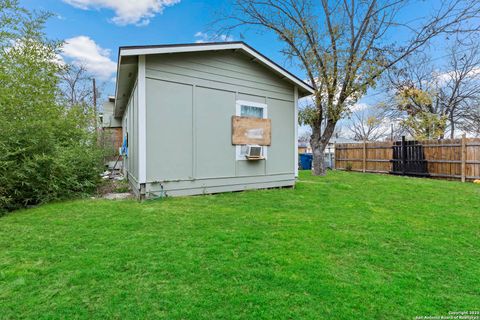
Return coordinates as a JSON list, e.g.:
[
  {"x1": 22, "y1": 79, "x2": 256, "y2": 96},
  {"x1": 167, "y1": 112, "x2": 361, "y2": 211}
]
[
  {"x1": 0, "y1": 0, "x2": 102, "y2": 213},
  {"x1": 395, "y1": 87, "x2": 448, "y2": 139}
]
